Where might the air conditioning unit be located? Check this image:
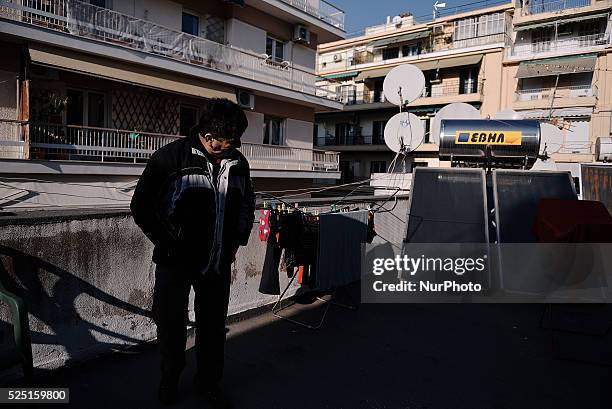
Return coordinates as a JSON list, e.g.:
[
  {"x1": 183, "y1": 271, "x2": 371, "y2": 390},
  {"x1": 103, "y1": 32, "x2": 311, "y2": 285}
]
[
  {"x1": 237, "y1": 89, "x2": 255, "y2": 109},
  {"x1": 333, "y1": 53, "x2": 343, "y2": 62},
  {"x1": 433, "y1": 25, "x2": 444, "y2": 35},
  {"x1": 293, "y1": 25, "x2": 311, "y2": 44}
]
